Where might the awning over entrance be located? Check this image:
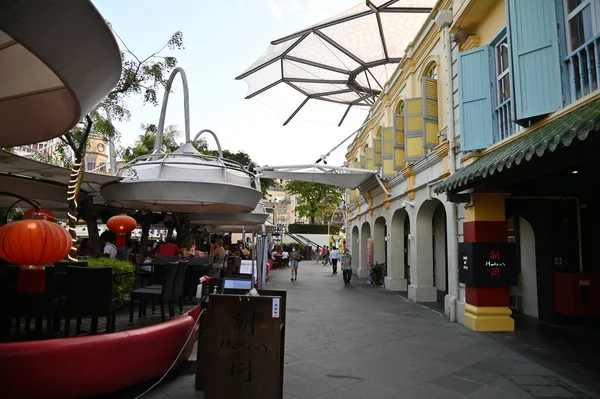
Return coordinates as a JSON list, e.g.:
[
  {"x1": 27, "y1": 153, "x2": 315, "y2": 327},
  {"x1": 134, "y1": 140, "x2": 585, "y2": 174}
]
[
  {"x1": 256, "y1": 164, "x2": 379, "y2": 190},
  {"x1": 236, "y1": 0, "x2": 434, "y2": 125},
  {"x1": 435, "y1": 100, "x2": 600, "y2": 194}
]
